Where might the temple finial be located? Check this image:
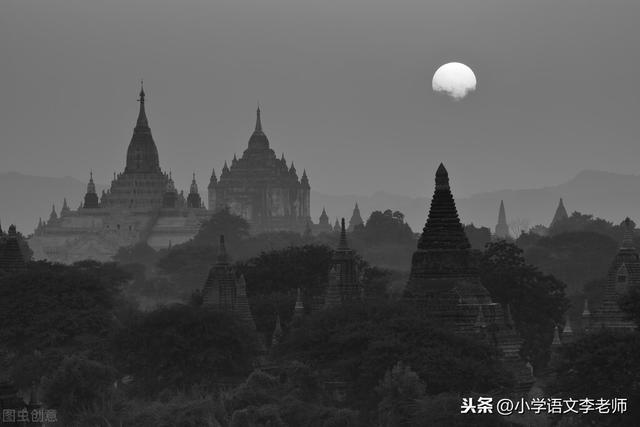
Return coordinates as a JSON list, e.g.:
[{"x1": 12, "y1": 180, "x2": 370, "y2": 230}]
[
  {"x1": 435, "y1": 163, "x2": 449, "y2": 189},
  {"x1": 338, "y1": 218, "x2": 348, "y2": 249},
  {"x1": 255, "y1": 104, "x2": 262, "y2": 132}
]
